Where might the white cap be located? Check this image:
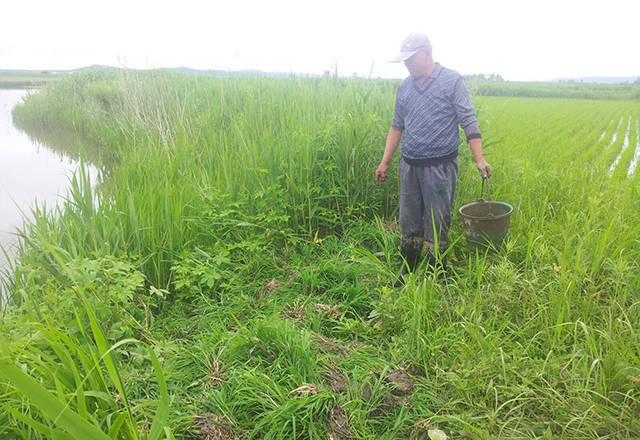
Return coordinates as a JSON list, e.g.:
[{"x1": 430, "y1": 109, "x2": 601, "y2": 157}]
[{"x1": 389, "y1": 33, "x2": 432, "y2": 63}]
